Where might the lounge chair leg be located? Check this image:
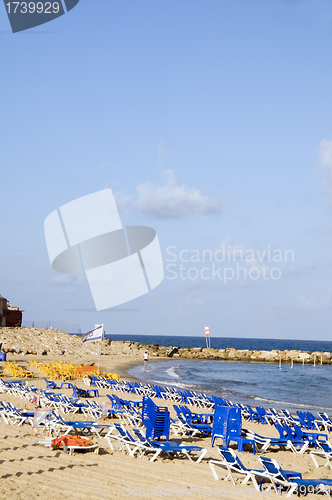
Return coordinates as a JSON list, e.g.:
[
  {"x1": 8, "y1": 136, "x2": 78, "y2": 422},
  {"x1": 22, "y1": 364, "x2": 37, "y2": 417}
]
[
  {"x1": 208, "y1": 462, "x2": 220, "y2": 481},
  {"x1": 285, "y1": 484, "x2": 297, "y2": 497},
  {"x1": 196, "y1": 448, "x2": 207, "y2": 464},
  {"x1": 105, "y1": 437, "x2": 114, "y2": 451},
  {"x1": 150, "y1": 449, "x2": 162, "y2": 462},
  {"x1": 310, "y1": 454, "x2": 319, "y2": 468}
]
